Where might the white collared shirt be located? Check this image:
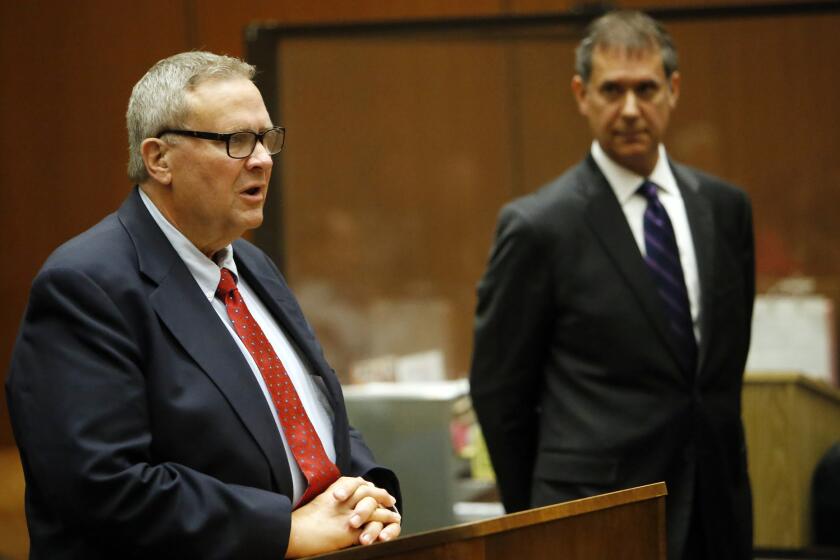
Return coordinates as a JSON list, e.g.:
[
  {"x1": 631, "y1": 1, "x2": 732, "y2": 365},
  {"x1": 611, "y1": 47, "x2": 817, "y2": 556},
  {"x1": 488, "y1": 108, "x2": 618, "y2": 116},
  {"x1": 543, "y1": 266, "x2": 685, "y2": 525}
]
[
  {"x1": 139, "y1": 188, "x2": 336, "y2": 506},
  {"x1": 591, "y1": 142, "x2": 701, "y2": 342}
]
